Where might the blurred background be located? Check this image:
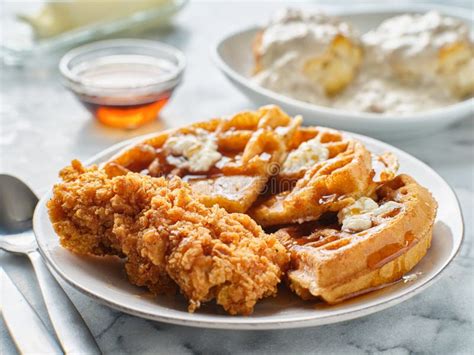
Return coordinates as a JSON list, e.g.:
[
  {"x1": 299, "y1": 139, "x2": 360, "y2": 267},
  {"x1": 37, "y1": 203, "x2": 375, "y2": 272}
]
[{"x1": 0, "y1": 0, "x2": 472, "y2": 192}]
